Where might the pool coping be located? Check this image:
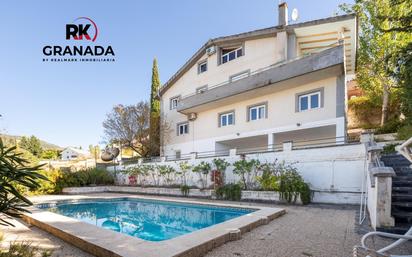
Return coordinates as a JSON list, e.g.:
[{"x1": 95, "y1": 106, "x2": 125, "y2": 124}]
[{"x1": 23, "y1": 194, "x2": 285, "y2": 257}]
